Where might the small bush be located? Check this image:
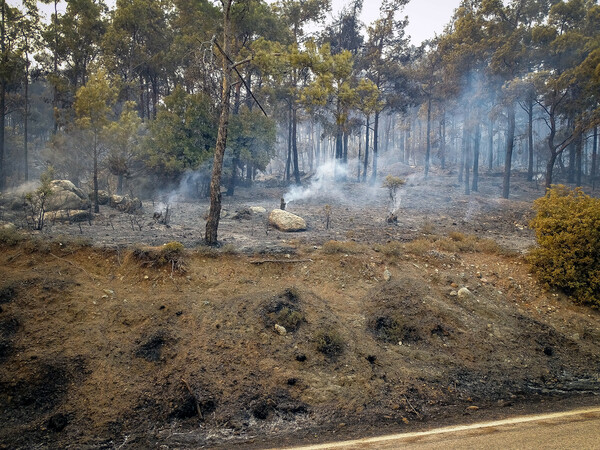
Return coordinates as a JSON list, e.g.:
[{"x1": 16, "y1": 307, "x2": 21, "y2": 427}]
[
  {"x1": 448, "y1": 231, "x2": 466, "y2": 241},
  {"x1": 0, "y1": 227, "x2": 25, "y2": 246},
  {"x1": 528, "y1": 185, "x2": 600, "y2": 307},
  {"x1": 374, "y1": 241, "x2": 404, "y2": 257},
  {"x1": 405, "y1": 238, "x2": 432, "y2": 255},
  {"x1": 131, "y1": 241, "x2": 187, "y2": 273},
  {"x1": 315, "y1": 329, "x2": 344, "y2": 357}
]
